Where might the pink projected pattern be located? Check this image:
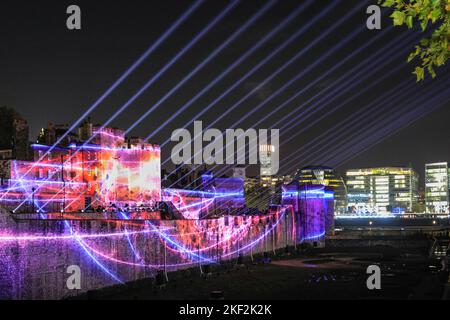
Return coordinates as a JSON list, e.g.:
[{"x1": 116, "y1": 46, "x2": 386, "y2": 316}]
[
  {"x1": 0, "y1": 130, "x2": 330, "y2": 299},
  {"x1": 1, "y1": 127, "x2": 161, "y2": 213}
]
